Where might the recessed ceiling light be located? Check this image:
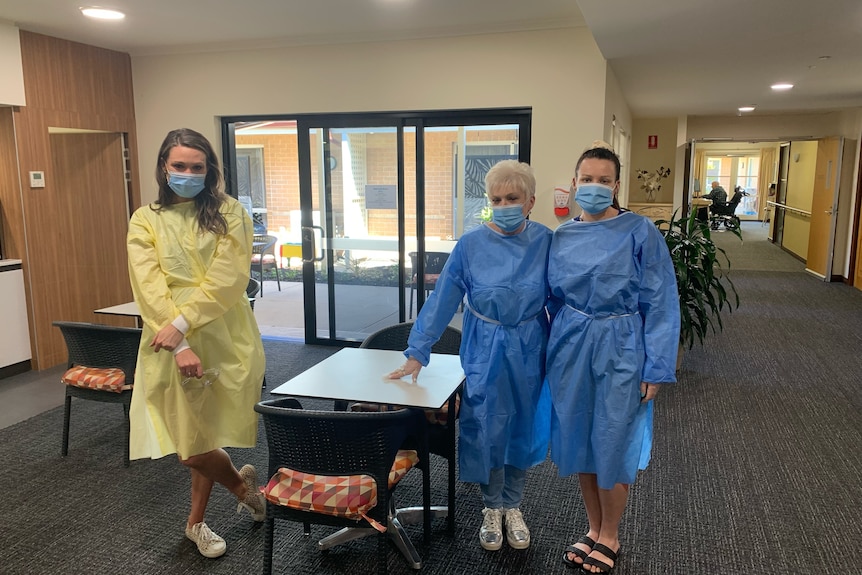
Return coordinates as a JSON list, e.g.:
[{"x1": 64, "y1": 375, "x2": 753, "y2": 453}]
[
  {"x1": 738, "y1": 106, "x2": 756, "y2": 113},
  {"x1": 771, "y1": 83, "x2": 794, "y2": 91},
  {"x1": 80, "y1": 7, "x2": 126, "y2": 20}
]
